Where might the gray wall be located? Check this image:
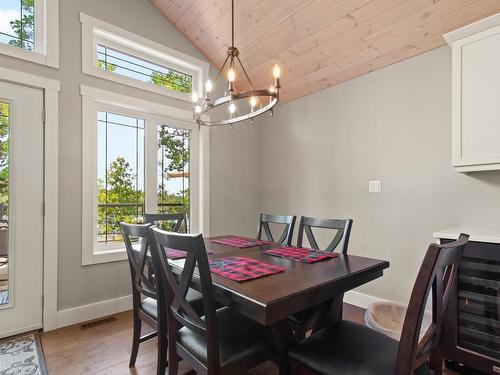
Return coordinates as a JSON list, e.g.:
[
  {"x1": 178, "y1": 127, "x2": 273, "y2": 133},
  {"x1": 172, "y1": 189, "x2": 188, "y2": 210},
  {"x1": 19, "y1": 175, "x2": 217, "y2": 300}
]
[
  {"x1": 0, "y1": 0, "x2": 221, "y2": 310},
  {"x1": 256, "y1": 47, "x2": 500, "y2": 304}
]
